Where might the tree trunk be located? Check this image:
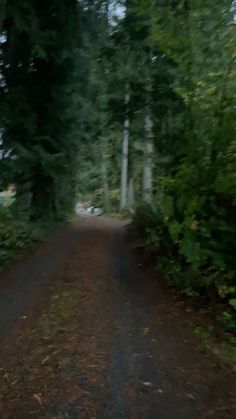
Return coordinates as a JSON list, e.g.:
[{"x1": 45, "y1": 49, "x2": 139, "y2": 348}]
[
  {"x1": 142, "y1": 111, "x2": 153, "y2": 203},
  {"x1": 30, "y1": 171, "x2": 54, "y2": 220},
  {"x1": 128, "y1": 176, "x2": 135, "y2": 208},
  {"x1": 101, "y1": 148, "x2": 111, "y2": 213},
  {"x1": 120, "y1": 92, "x2": 130, "y2": 210}
]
